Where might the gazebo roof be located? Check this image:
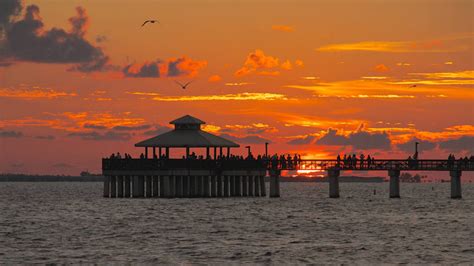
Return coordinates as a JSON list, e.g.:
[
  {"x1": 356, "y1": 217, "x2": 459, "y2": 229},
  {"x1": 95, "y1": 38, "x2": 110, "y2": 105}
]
[
  {"x1": 170, "y1": 115, "x2": 205, "y2": 125},
  {"x1": 135, "y1": 115, "x2": 240, "y2": 148}
]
